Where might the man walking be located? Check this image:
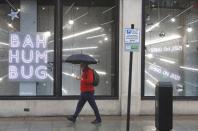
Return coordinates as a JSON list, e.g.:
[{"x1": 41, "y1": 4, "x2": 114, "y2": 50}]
[{"x1": 67, "y1": 63, "x2": 102, "y2": 124}]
